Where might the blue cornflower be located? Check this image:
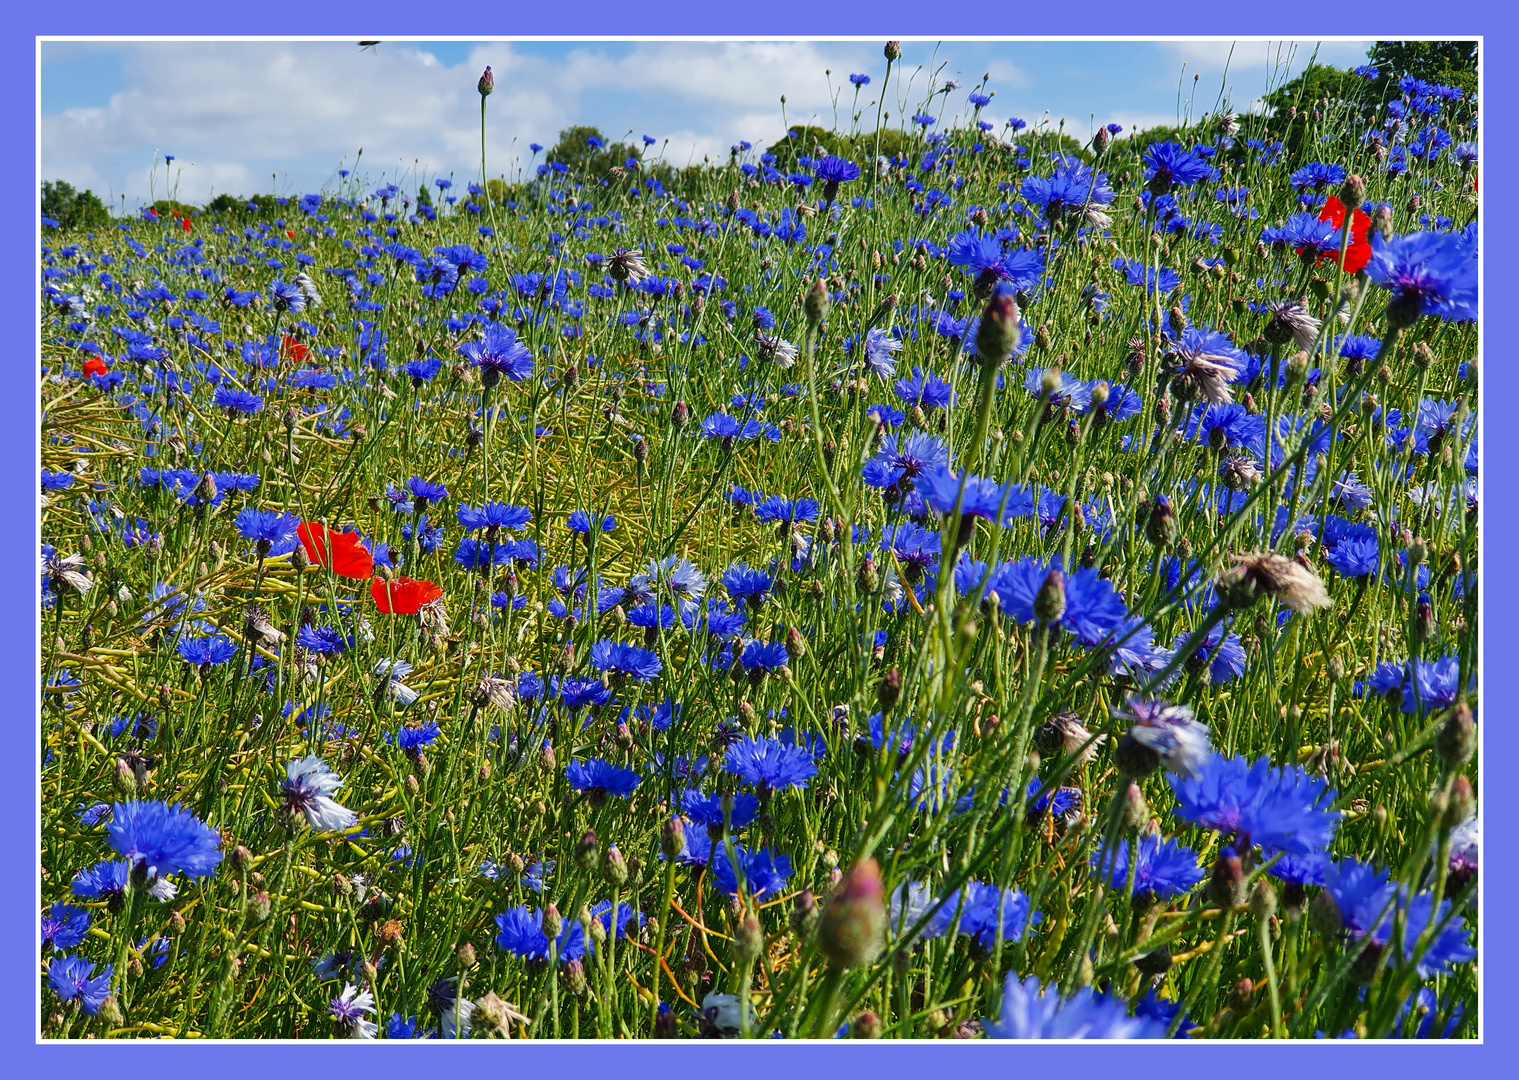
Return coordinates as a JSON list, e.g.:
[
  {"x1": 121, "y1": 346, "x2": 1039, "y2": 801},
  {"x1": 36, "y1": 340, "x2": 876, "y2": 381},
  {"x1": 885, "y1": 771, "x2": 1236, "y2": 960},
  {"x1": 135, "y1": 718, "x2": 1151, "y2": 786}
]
[
  {"x1": 234, "y1": 507, "x2": 301, "y2": 556},
  {"x1": 564, "y1": 757, "x2": 640, "y2": 799},
  {"x1": 915, "y1": 466, "x2": 1033, "y2": 527},
  {"x1": 48, "y1": 955, "x2": 114, "y2": 1016},
  {"x1": 1020, "y1": 158, "x2": 1113, "y2": 221},
  {"x1": 862, "y1": 326, "x2": 902, "y2": 379},
  {"x1": 453, "y1": 537, "x2": 515, "y2": 570},
  {"x1": 723, "y1": 735, "x2": 818, "y2": 791},
  {"x1": 947, "y1": 229, "x2": 1044, "y2": 293},
  {"x1": 1267, "y1": 212, "x2": 1342, "y2": 262},
  {"x1": 567, "y1": 509, "x2": 615, "y2": 535},
  {"x1": 397, "y1": 720, "x2": 441, "y2": 753},
  {"x1": 740, "y1": 639, "x2": 791, "y2": 675},
  {"x1": 1092, "y1": 834, "x2": 1205, "y2": 899},
  {"x1": 1115, "y1": 696, "x2": 1212, "y2": 779},
  {"x1": 1326, "y1": 535, "x2": 1380, "y2": 577},
  {"x1": 753, "y1": 495, "x2": 821, "y2": 525},
  {"x1": 957, "y1": 882, "x2": 1037, "y2": 948},
  {"x1": 1142, "y1": 141, "x2": 1213, "y2": 191},
  {"x1": 177, "y1": 634, "x2": 237, "y2": 667},
  {"x1": 494, "y1": 906, "x2": 587, "y2": 963},
  {"x1": 106, "y1": 800, "x2": 224, "y2": 880},
  {"x1": 862, "y1": 431, "x2": 952, "y2": 489},
  {"x1": 590, "y1": 899, "x2": 643, "y2": 941},
  {"x1": 681, "y1": 789, "x2": 761, "y2": 831},
  {"x1": 1321, "y1": 858, "x2": 1475, "y2": 977},
  {"x1": 42, "y1": 469, "x2": 75, "y2": 492},
  {"x1": 213, "y1": 386, "x2": 264, "y2": 414},
  {"x1": 589, "y1": 639, "x2": 663, "y2": 683},
  {"x1": 893, "y1": 367, "x2": 954, "y2": 410},
  {"x1": 1170, "y1": 754, "x2": 1340, "y2": 857},
  {"x1": 456, "y1": 501, "x2": 531, "y2": 533},
  {"x1": 986, "y1": 974, "x2": 1170, "y2": 1039},
  {"x1": 407, "y1": 476, "x2": 448, "y2": 507},
  {"x1": 71, "y1": 859, "x2": 130, "y2": 901},
  {"x1": 721, "y1": 561, "x2": 774, "y2": 609},
  {"x1": 296, "y1": 625, "x2": 352, "y2": 655},
  {"x1": 459, "y1": 323, "x2": 534, "y2": 385},
  {"x1": 41, "y1": 903, "x2": 91, "y2": 952},
  {"x1": 1289, "y1": 161, "x2": 1346, "y2": 193},
  {"x1": 269, "y1": 278, "x2": 306, "y2": 313},
  {"x1": 849, "y1": 73, "x2": 870, "y2": 86},
  {"x1": 987, "y1": 557, "x2": 1128, "y2": 642},
  {"x1": 1365, "y1": 230, "x2": 1478, "y2": 325},
  {"x1": 814, "y1": 155, "x2": 861, "y2": 198},
  {"x1": 709, "y1": 843, "x2": 792, "y2": 899}
]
